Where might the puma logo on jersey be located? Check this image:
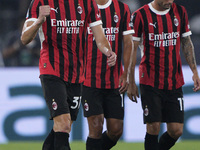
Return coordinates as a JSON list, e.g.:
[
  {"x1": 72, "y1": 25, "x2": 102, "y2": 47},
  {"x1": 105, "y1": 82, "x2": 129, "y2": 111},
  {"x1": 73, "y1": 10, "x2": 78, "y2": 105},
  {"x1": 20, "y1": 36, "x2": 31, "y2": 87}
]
[
  {"x1": 149, "y1": 22, "x2": 157, "y2": 28},
  {"x1": 51, "y1": 7, "x2": 58, "y2": 13},
  {"x1": 97, "y1": 14, "x2": 101, "y2": 19}
]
